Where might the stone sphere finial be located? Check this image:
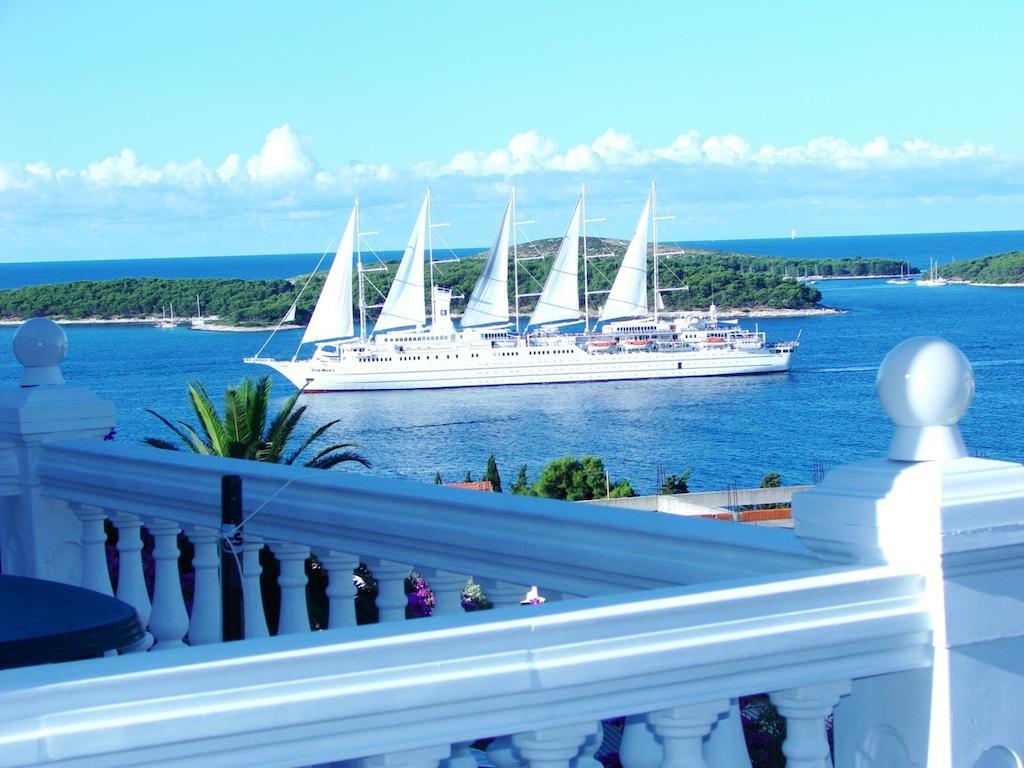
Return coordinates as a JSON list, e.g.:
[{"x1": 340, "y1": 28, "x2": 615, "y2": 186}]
[
  {"x1": 13, "y1": 318, "x2": 67, "y2": 386},
  {"x1": 876, "y1": 336, "x2": 974, "y2": 461}
]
